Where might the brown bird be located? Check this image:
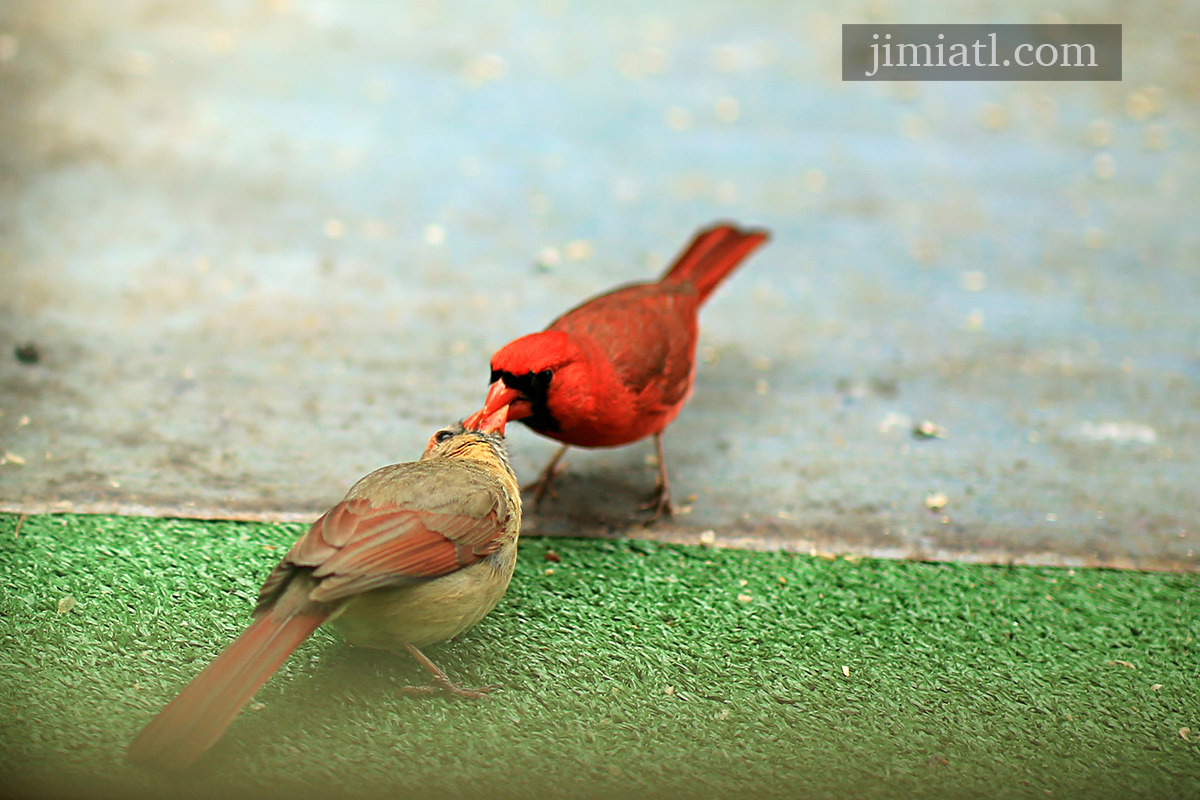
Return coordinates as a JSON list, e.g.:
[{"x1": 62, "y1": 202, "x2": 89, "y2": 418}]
[
  {"x1": 127, "y1": 407, "x2": 520, "y2": 770},
  {"x1": 476, "y1": 222, "x2": 769, "y2": 517}
]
